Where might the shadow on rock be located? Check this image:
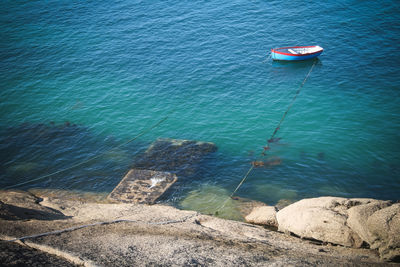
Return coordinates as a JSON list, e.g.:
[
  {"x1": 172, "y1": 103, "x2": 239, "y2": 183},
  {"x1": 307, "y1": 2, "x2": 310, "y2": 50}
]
[
  {"x1": 0, "y1": 190, "x2": 70, "y2": 221},
  {"x1": 0, "y1": 201, "x2": 69, "y2": 221}
]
